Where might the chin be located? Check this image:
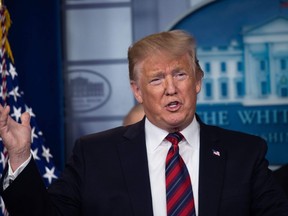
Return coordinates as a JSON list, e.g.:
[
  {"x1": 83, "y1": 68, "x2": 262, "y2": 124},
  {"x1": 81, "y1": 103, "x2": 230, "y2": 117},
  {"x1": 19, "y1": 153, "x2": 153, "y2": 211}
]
[
  {"x1": 166, "y1": 120, "x2": 184, "y2": 129},
  {"x1": 168, "y1": 116, "x2": 192, "y2": 129}
]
